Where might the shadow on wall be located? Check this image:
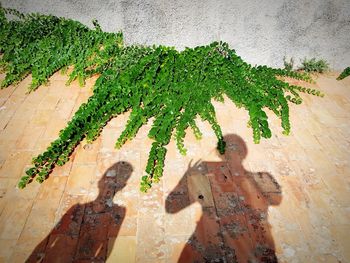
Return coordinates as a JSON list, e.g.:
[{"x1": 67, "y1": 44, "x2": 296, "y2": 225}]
[
  {"x1": 166, "y1": 134, "x2": 282, "y2": 263},
  {"x1": 27, "y1": 161, "x2": 133, "y2": 262}
]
